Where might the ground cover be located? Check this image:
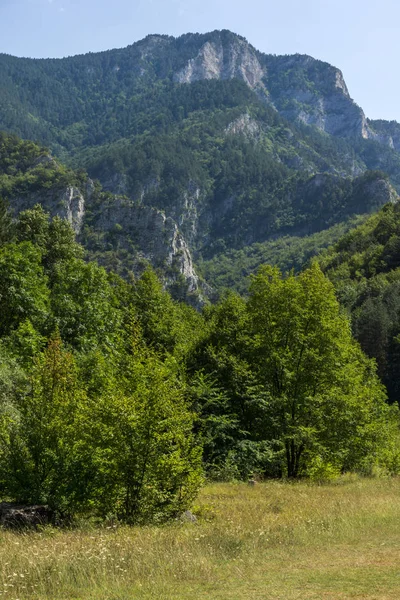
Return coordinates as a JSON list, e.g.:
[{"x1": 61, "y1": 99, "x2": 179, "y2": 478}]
[{"x1": 1, "y1": 477, "x2": 400, "y2": 599}]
